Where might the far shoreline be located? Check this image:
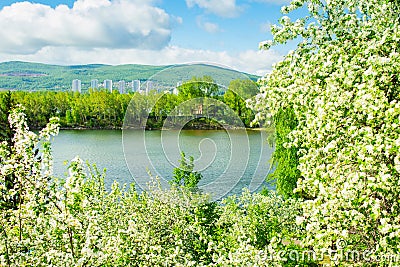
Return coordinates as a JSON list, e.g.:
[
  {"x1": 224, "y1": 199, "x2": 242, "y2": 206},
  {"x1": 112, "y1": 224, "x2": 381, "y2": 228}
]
[{"x1": 56, "y1": 126, "x2": 274, "y2": 132}]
